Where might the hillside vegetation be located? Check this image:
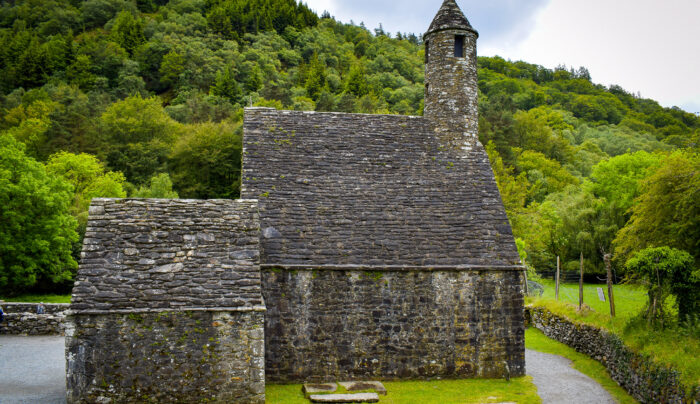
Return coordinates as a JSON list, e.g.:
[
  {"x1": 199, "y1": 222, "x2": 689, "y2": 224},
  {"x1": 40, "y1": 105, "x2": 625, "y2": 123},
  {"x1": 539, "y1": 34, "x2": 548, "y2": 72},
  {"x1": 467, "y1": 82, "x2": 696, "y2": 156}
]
[{"x1": 1, "y1": 0, "x2": 697, "y2": 310}]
